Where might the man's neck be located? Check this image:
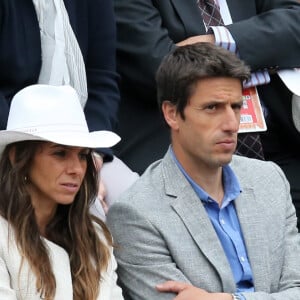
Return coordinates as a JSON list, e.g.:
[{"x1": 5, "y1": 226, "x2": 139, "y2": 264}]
[
  {"x1": 172, "y1": 154, "x2": 225, "y2": 205},
  {"x1": 188, "y1": 167, "x2": 224, "y2": 206}
]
